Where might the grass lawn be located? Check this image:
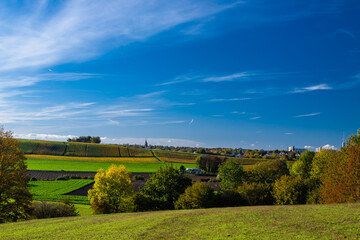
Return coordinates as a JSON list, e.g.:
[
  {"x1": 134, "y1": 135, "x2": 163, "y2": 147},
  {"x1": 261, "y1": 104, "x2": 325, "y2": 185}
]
[
  {"x1": 1, "y1": 203, "x2": 360, "y2": 239},
  {"x1": 26, "y1": 155, "x2": 196, "y2": 172},
  {"x1": 30, "y1": 179, "x2": 94, "y2": 204},
  {"x1": 26, "y1": 157, "x2": 196, "y2": 172},
  {"x1": 73, "y1": 204, "x2": 92, "y2": 216}
]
